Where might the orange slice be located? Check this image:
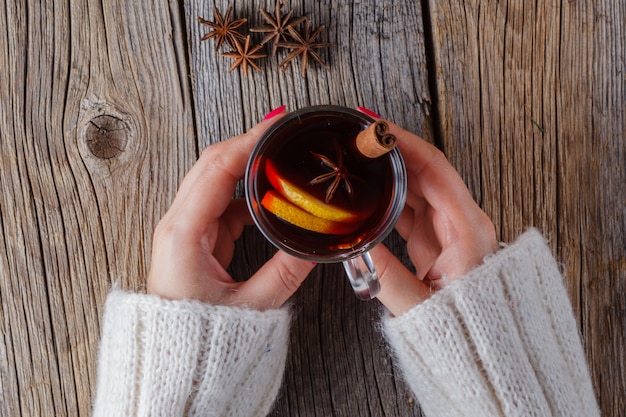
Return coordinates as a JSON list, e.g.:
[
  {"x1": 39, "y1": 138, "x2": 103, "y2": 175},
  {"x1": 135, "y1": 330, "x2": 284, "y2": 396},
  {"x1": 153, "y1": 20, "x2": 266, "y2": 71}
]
[
  {"x1": 261, "y1": 191, "x2": 357, "y2": 235},
  {"x1": 265, "y1": 159, "x2": 361, "y2": 223}
]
